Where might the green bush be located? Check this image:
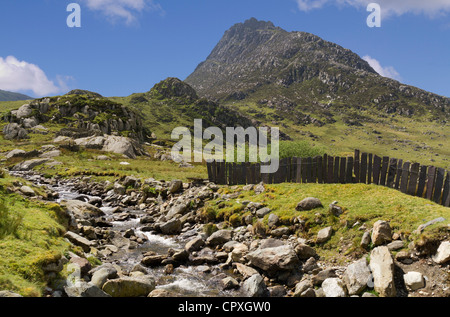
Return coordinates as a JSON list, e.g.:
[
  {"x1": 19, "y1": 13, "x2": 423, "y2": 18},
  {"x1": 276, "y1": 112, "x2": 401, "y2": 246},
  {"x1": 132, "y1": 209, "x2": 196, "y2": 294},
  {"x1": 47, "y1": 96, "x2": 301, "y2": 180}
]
[{"x1": 278, "y1": 140, "x2": 327, "y2": 159}]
